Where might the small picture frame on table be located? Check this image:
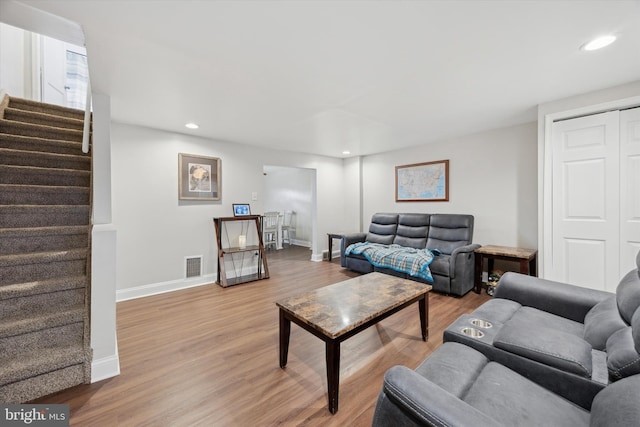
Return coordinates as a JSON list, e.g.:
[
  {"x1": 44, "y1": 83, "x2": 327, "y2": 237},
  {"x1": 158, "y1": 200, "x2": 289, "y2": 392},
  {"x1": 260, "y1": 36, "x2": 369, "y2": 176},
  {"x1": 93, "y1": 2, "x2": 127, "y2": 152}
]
[{"x1": 233, "y1": 204, "x2": 252, "y2": 217}]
